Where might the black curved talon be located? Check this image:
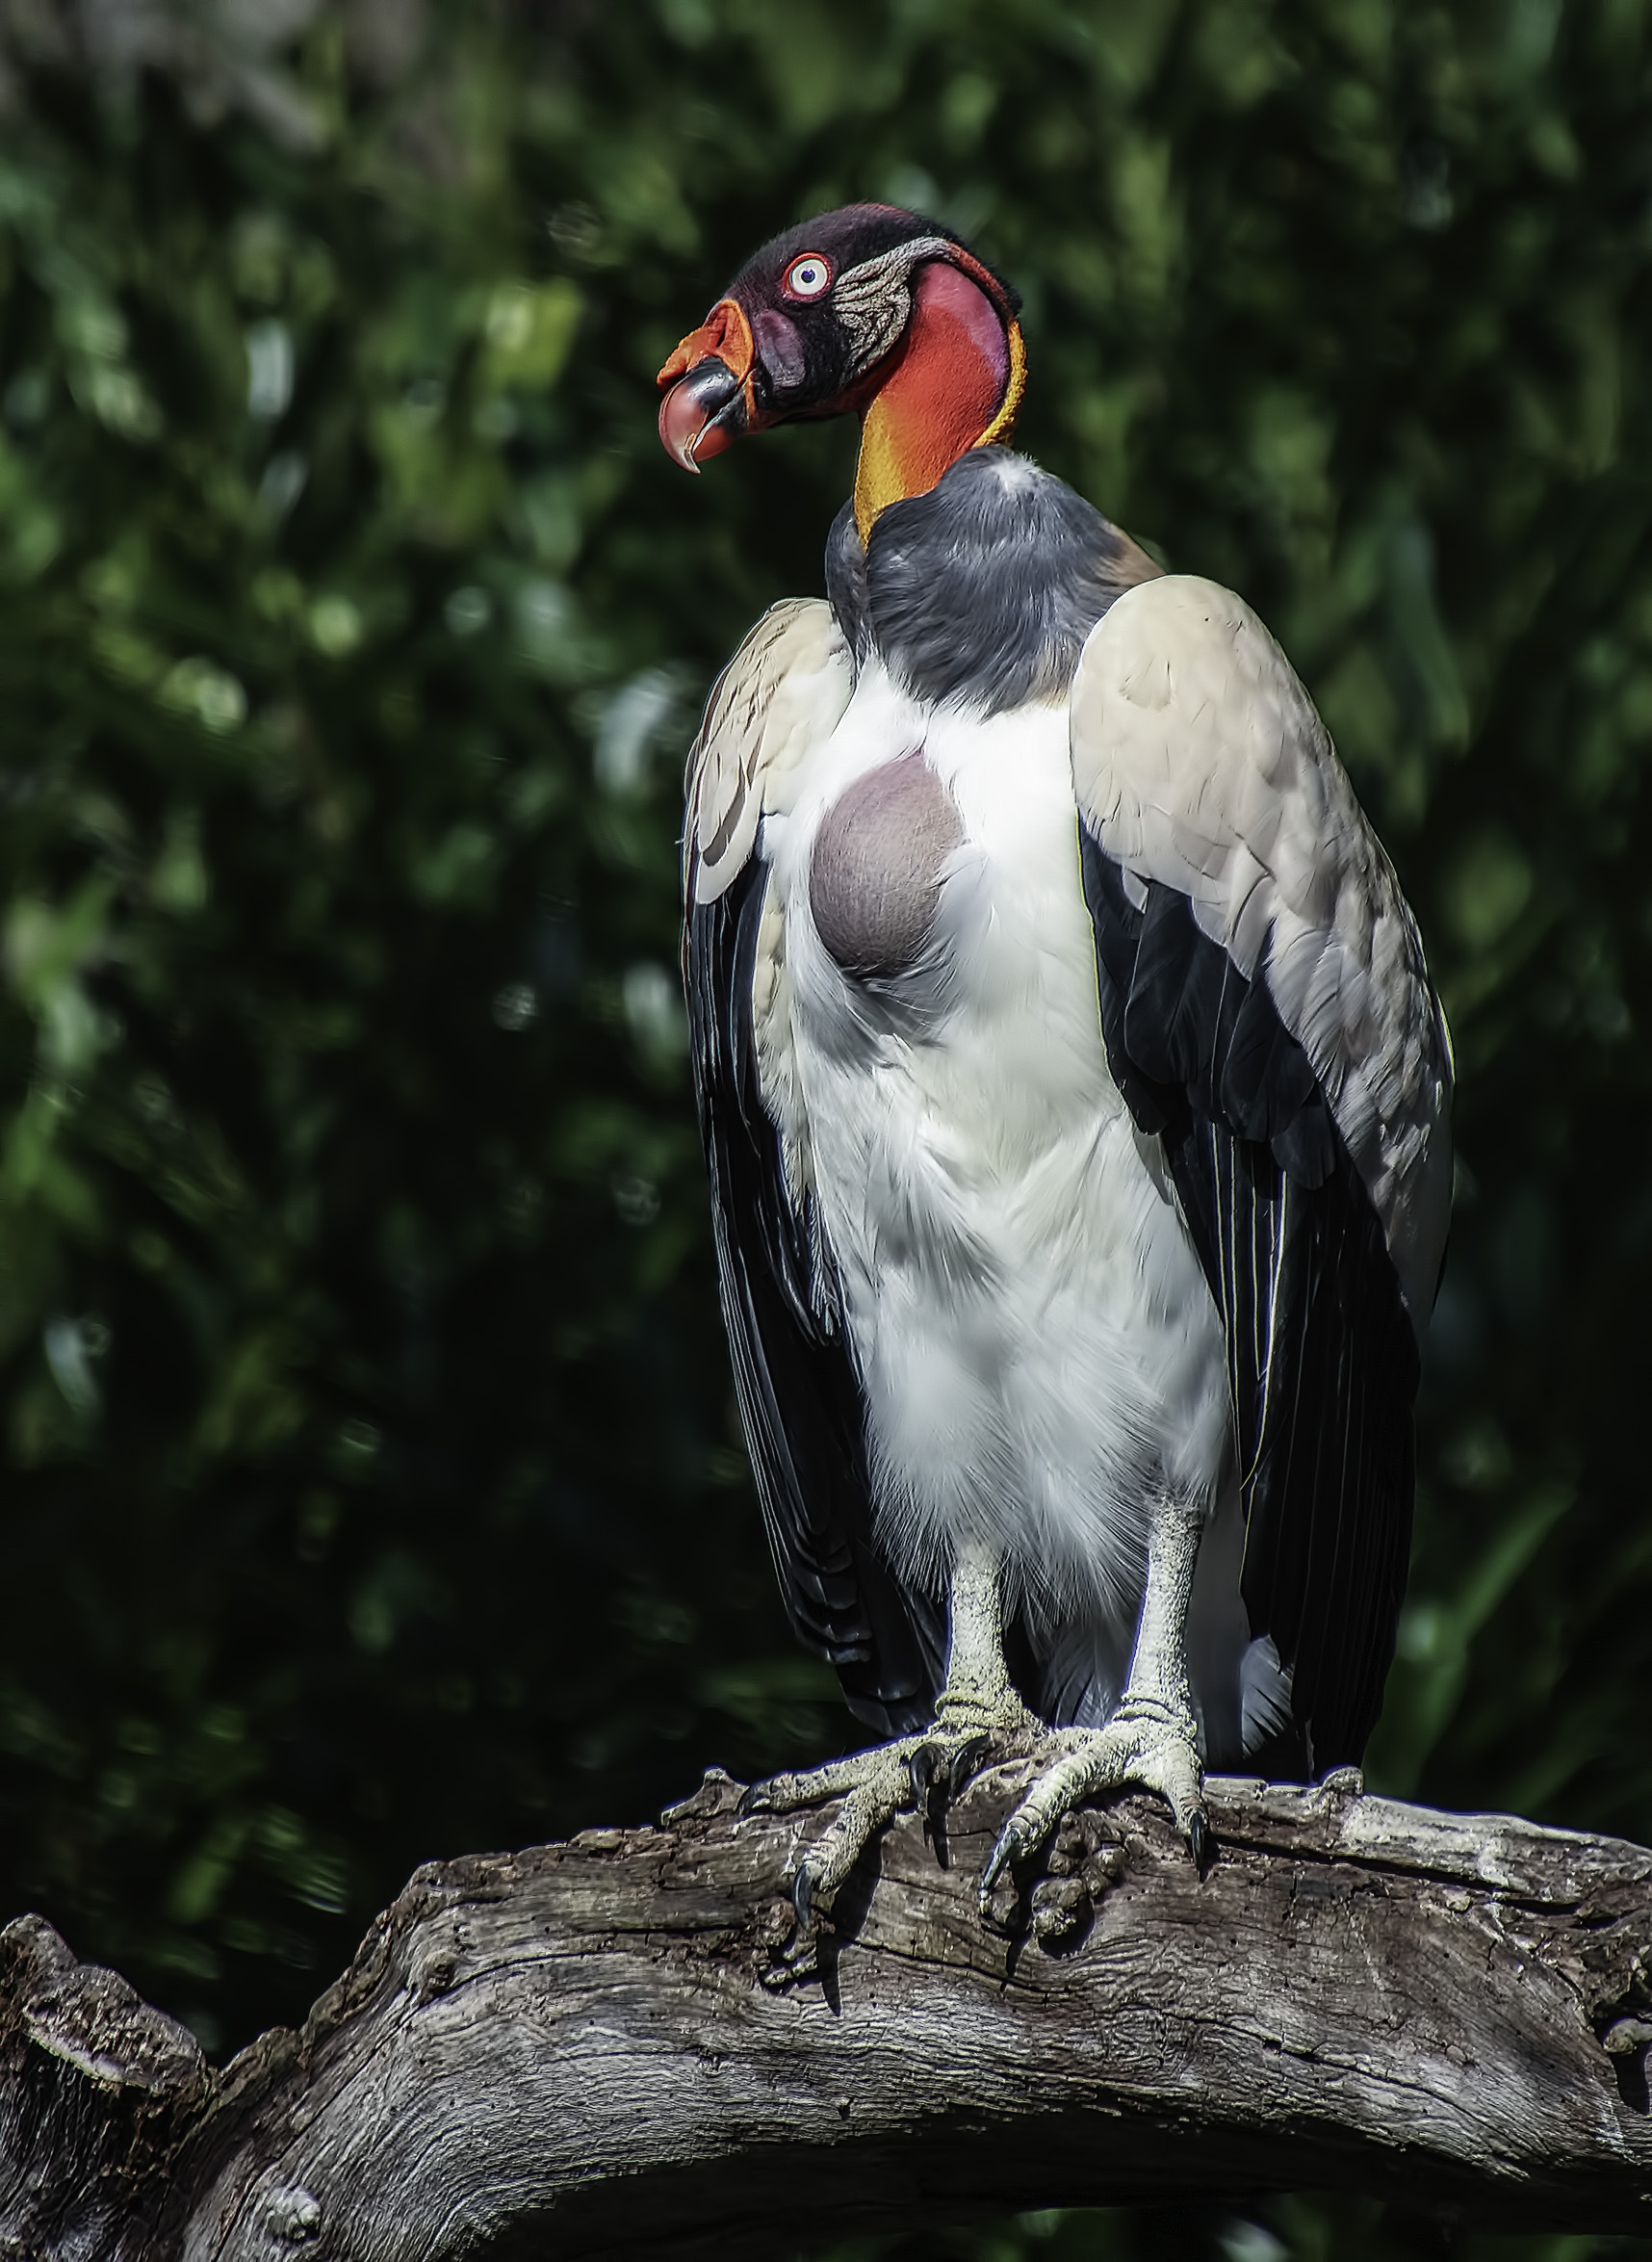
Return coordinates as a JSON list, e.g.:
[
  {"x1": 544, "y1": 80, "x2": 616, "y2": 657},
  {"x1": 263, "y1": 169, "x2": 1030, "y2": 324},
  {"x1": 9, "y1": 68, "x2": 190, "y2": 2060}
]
[
  {"x1": 736, "y1": 1779, "x2": 773, "y2": 1818},
  {"x1": 978, "y1": 1817, "x2": 1027, "y2": 1904},
  {"x1": 906, "y1": 1730, "x2": 994, "y2": 1868},
  {"x1": 791, "y1": 1864, "x2": 814, "y2": 1931},
  {"x1": 947, "y1": 1731, "x2": 989, "y2": 1799},
  {"x1": 910, "y1": 1745, "x2": 953, "y2": 1867},
  {"x1": 1188, "y1": 1808, "x2": 1214, "y2": 1878},
  {"x1": 907, "y1": 1743, "x2": 941, "y2": 1814}
]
